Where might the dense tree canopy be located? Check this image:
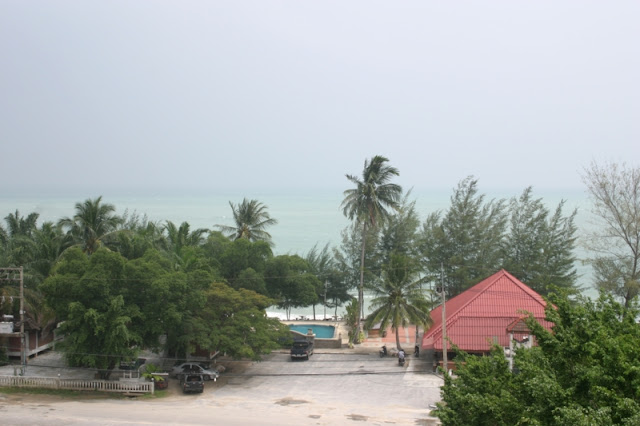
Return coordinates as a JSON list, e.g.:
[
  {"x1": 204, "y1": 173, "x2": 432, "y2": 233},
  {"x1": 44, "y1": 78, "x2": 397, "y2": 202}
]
[
  {"x1": 187, "y1": 282, "x2": 290, "y2": 360},
  {"x1": 419, "y1": 177, "x2": 507, "y2": 297},
  {"x1": 435, "y1": 291, "x2": 640, "y2": 425},
  {"x1": 419, "y1": 177, "x2": 578, "y2": 298},
  {"x1": 264, "y1": 254, "x2": 320, "y2": 319},
  {"x1": 502, "y1": 187, "x2": 578, "y2": 295},
  {"x1": 39, "y1": 245, "x2": 290, "y2": 376}
]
